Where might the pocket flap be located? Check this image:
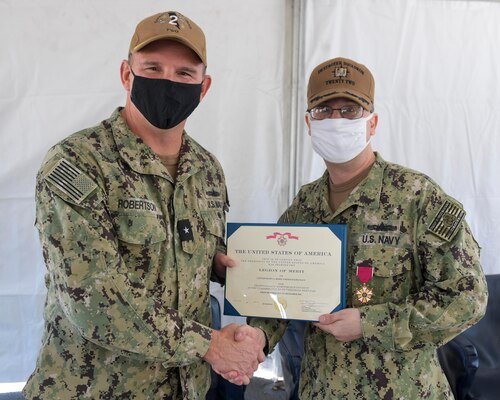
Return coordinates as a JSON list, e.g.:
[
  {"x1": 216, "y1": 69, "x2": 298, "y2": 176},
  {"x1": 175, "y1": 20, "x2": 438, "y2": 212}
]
[{"x1": 114, "y1": 213, "x2": 166, "y2": 245}]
